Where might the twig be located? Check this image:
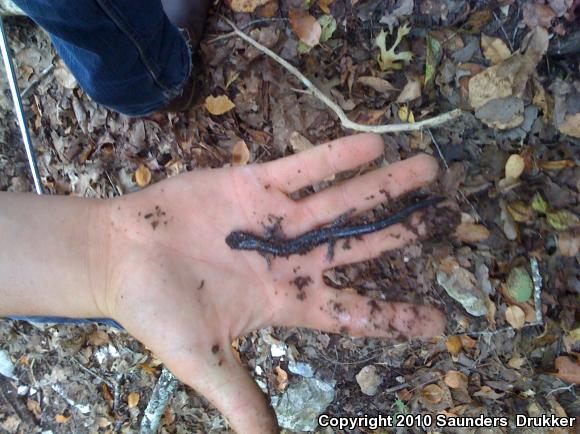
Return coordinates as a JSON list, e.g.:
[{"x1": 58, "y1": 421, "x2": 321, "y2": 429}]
[
  {"x1": 221, "y1": 17, "x2": 463, "y2": 134},
  {"x1": 21, "y1": 64, "x2": 54, "y2": 98},
  {"x1": 140, "y1": 367, "x2": 179, "y2": 434}
]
